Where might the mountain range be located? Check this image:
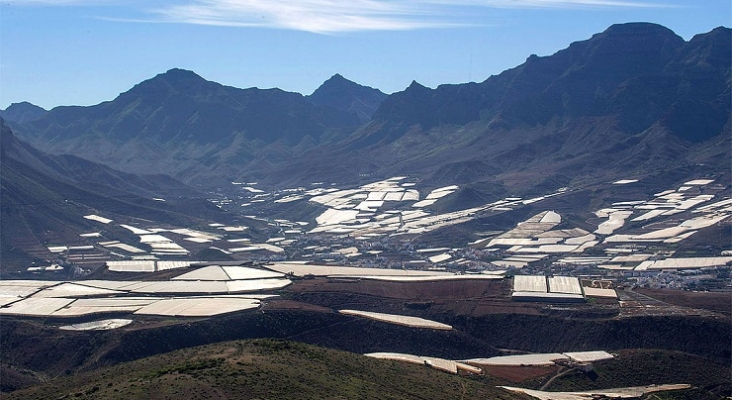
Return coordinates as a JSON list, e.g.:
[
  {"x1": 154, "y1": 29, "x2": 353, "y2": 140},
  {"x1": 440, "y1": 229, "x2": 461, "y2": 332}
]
[
  {"x1": 5, "y1": 23, "x2": 730, "y2": 196},
  {"x1": 1, "y1": 118, "x2": 226, "y2": 268}
]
